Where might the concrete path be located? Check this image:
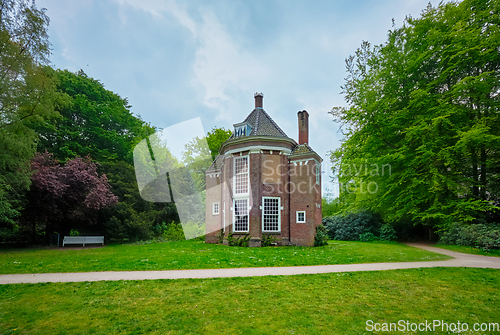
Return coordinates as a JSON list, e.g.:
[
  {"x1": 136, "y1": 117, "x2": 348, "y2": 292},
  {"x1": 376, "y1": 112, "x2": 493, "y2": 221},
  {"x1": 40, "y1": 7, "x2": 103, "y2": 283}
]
[{"x1": 1, "y1": 243, "x2": 499, "y2": 284}]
